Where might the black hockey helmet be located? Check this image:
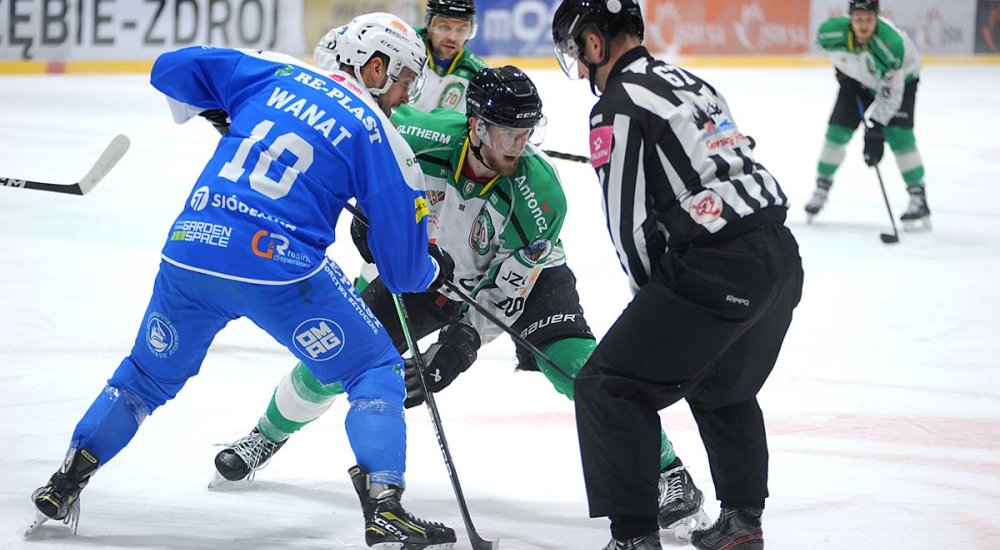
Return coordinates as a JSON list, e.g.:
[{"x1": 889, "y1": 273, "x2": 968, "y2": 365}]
[
  {"x1": 466, "y1": 66, "x2": 543, "y2": 129},
  {"x1": 552, "y1": 0, "x2": 644, "y2": 83},
  {"x1": 426, "y1": 0, "x2": 476, "y2": 21},
  {"x1": 849, "y1": 0, "x2": 879, "y2": 13}
]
